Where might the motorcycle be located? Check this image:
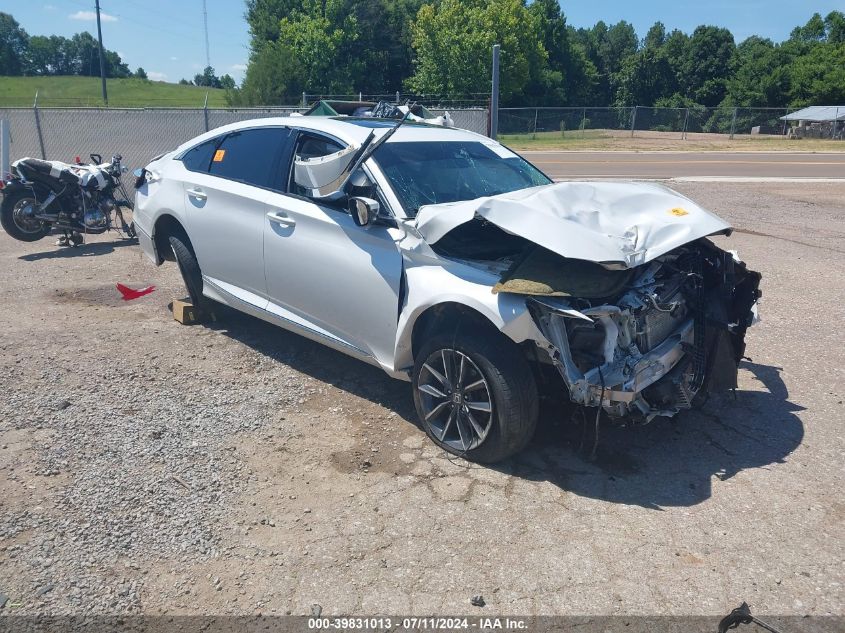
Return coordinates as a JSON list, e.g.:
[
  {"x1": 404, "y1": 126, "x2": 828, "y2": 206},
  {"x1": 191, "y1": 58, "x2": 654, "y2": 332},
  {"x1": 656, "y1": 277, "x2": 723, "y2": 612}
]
[{"x1": 0, "y1": 153, "x2": 135, "y2": 246}]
